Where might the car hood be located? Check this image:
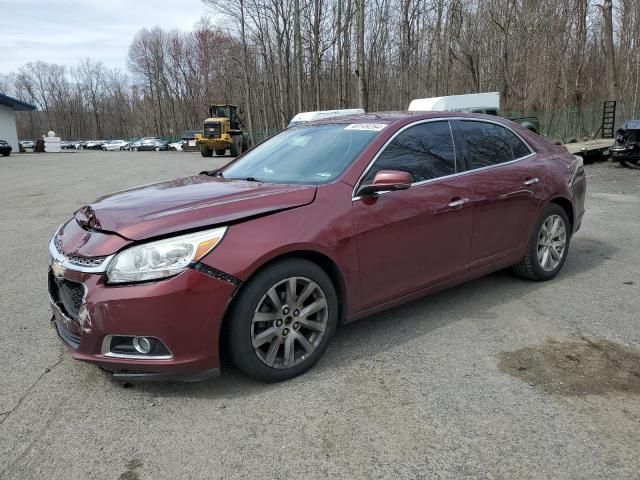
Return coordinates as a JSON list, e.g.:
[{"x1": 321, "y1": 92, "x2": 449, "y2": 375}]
[{"x1": 76, "y1": 175, "x2": 317, "y2": 241}]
